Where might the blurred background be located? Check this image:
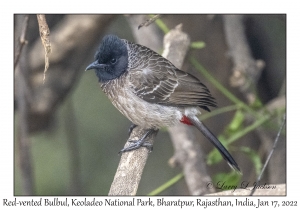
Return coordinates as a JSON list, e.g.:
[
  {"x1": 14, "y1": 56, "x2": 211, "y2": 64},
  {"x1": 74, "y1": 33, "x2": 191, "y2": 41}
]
[{"x1": 14, "y1": 14, "x2": 286, "y2": 195}]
